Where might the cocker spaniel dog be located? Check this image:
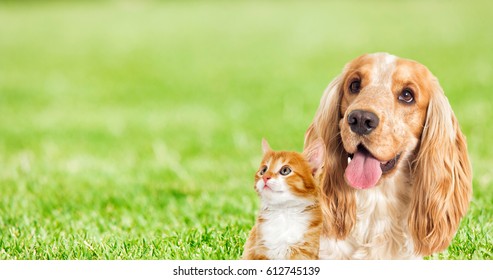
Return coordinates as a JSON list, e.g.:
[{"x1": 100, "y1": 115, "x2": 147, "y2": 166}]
[{"x1": 304, "y1": 53, "x2": 472, "y2": 259}]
